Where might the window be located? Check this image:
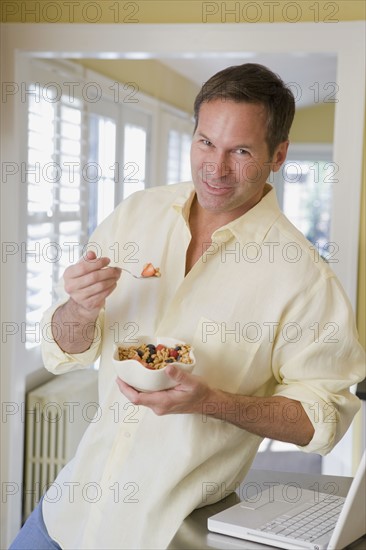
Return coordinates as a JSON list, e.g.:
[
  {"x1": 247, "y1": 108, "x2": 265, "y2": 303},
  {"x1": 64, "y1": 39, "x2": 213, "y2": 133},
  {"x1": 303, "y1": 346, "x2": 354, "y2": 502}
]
[
  {"x1": 121, "y1": 107, "x2": 151, "y2": 200},
  {"x1": 88, "y1": 114, "x2": 117, "y2": 234},
  {"x1": 282, "y1": 160, "x2": 333, "y2": 258},
  {"x1": 123, "y1": 124, "x2": 147, "y2": 199},
  {"x1": 166, "y1": 130, "x2": 192, "y2": 184},
  {"x1": 23, "y1": 62, "x2": 192, "y2": 351},
  {"x1": 273, "y1": 145, "x2": 334, "y2": 260},
  {"x1": 162, "y1": 111, "x2": 194, "y2": 185}
]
